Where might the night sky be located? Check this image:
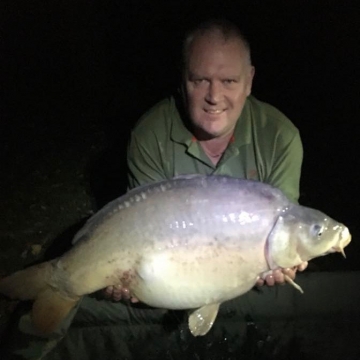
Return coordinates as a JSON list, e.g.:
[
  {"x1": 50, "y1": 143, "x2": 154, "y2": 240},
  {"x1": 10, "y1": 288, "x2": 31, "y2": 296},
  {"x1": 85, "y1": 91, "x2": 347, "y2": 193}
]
[{"x1": 1, "y1": 1, "x2": 359, "y2": 270}]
